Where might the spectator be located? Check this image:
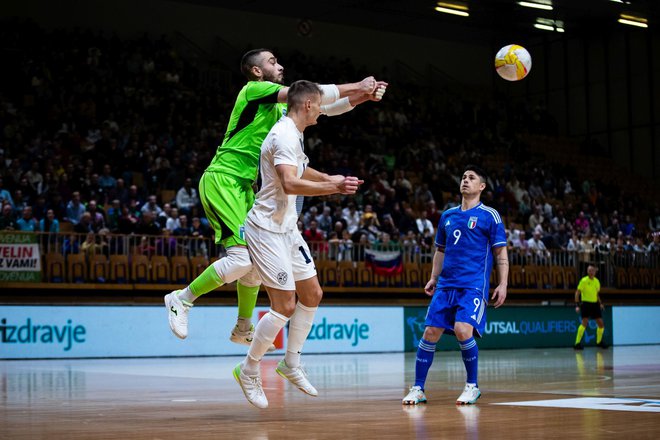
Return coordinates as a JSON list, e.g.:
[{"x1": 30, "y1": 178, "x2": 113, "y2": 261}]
[
  {"x1": 173, "y1": 215, "x2": 191, "y2": 237},
  {"x1": 415, "y1": 210, "x2": 434, "y2": 236},
  {"x1": 141, "y1": 195, "x2": 163, "y2": 218},
  {"x1": 0, "y1": 178, "x2": 14, "y2": 208},
  {"x1": 0, "y1": 204, "x2": 17, "y2": 230},
  {"x1": 87, "y1": 200, "x2": 106, "y2": 231},
  {"x1": 304, "y1": 220, "x2": 327, "y2": 255},
  {"x1": 135, "y1": 211, "x2": 162, "y2": 236},
  {"x1": 342, "y1": 202, "x2": 361, "y2": 235},
  {"x1": 316, "y1": 206, "x2": 334, "y2": 237},
  {"x1": 39, "y1": 209, "x2": 60, "y2": 233},
  {"x1": 99, "y1": 164, "x2": 118, "y2": 193},
  {"x1": 574, "y1": 211, "x2": 590, "y2": 235},
  {"x1": 175, "y1": 177, "x2": 199, "y2": 216},
  {"x1": 66, "y1": 192, "x2": 86, "y2": 225},
  {"x1": 16, "y1": 206, "x2": 38, "y2": 232},
  {"x1": 24, "y1": 161, "x2": 44, "y2": 195},
  {"x1": 165, "y1": 207, "x2": 181, "y2": 232},
  {"x1": 527, "y1": 230, "x2": 550, "y2": 262},
  {"x1": 528, "y1": 206, "x2": 544, "y2": 232},
  {"x1": 74, "y1": 212, "x2": 94, "y2": 234}
]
